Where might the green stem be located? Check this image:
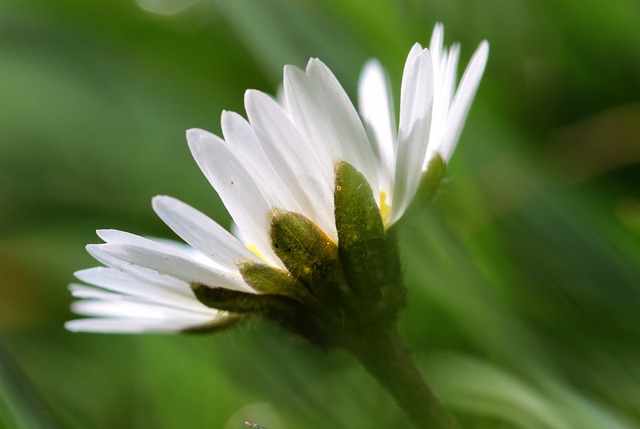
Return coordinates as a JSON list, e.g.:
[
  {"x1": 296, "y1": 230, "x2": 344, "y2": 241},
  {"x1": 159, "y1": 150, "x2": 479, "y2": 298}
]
[{"x1": 346, "y1": 327, "x2": 460, "y2": 429}]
